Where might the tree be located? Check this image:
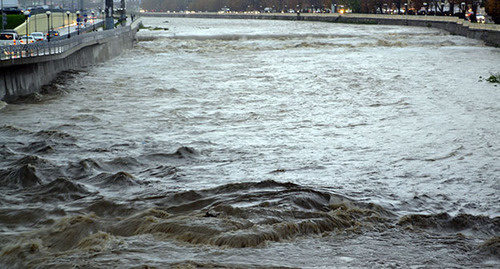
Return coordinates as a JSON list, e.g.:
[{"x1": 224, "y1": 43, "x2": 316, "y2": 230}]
[
  {"x1": 485, "y1": 0, "x2": 500, "y2": 23},
  {"x1": 343, "y1": 0, "x2": 362, "y2": 12}
]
